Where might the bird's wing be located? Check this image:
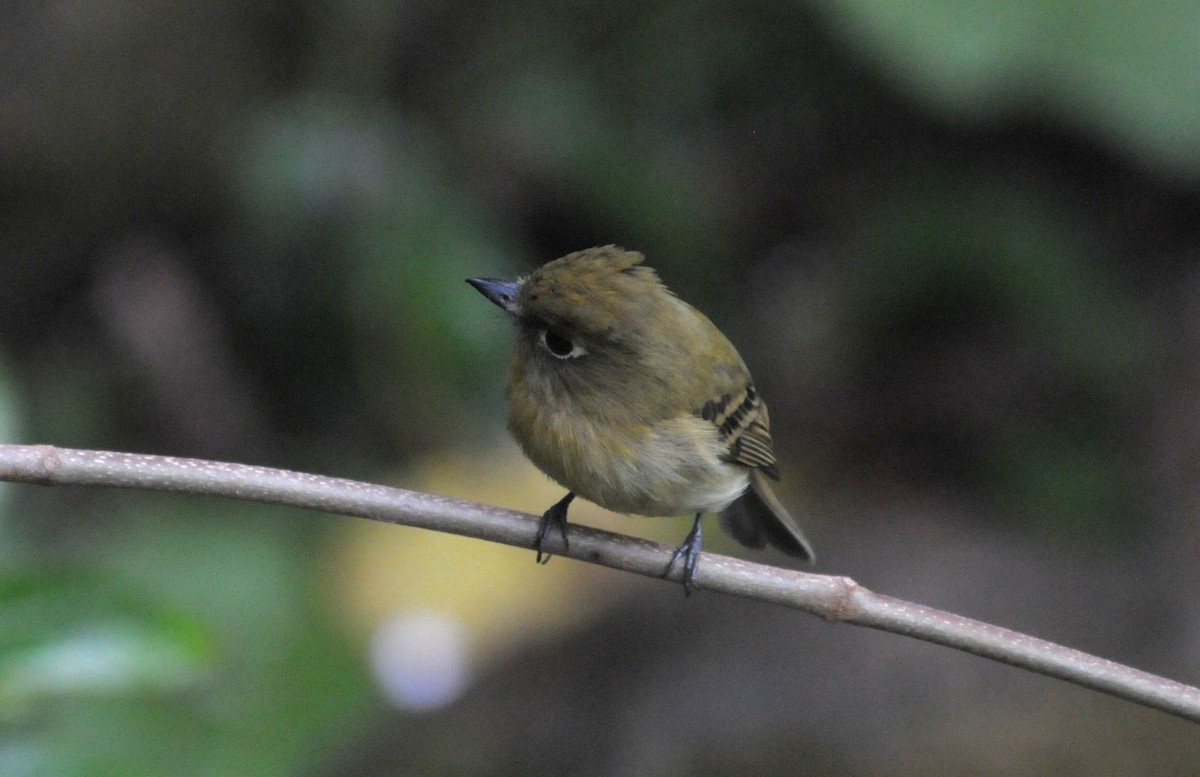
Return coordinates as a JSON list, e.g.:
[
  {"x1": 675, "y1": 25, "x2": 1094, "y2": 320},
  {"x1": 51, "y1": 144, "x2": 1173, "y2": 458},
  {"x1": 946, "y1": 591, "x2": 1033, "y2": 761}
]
[{"x1": 698, "y1": 384, "x2": 780, "y2": 479}]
